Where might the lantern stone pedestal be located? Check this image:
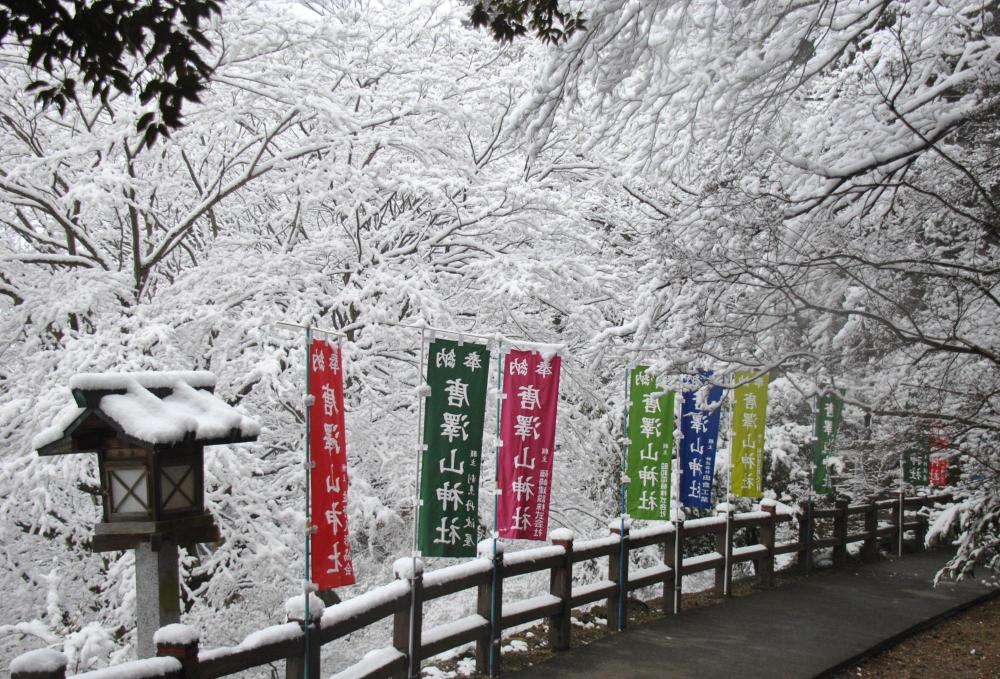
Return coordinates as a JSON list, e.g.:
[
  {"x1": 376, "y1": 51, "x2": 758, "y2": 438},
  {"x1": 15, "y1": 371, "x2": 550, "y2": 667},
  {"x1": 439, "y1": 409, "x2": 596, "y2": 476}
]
[{"x1": 135, "y1": 540, "x2": 181, "y2": 658}]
